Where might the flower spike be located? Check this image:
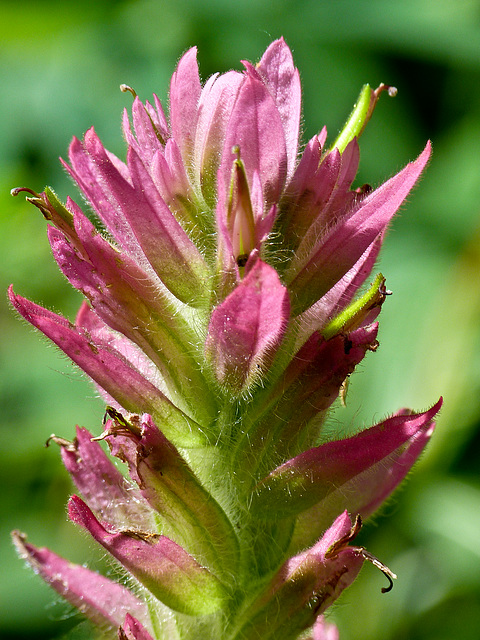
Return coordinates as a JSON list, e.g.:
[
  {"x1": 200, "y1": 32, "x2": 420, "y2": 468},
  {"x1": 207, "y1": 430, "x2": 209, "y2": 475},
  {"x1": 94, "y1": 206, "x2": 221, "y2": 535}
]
[{"x1": 10, "y1": 37, "x2": 437, "y2": 640}]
